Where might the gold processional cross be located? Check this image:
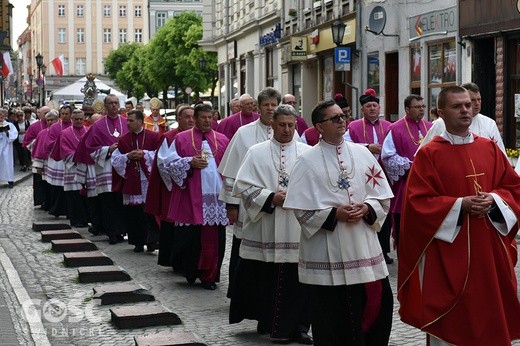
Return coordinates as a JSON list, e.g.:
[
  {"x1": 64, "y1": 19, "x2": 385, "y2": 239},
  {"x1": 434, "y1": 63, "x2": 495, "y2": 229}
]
[{"x1": 465, "y1": 159, "x2": 484, "y2": 196}]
